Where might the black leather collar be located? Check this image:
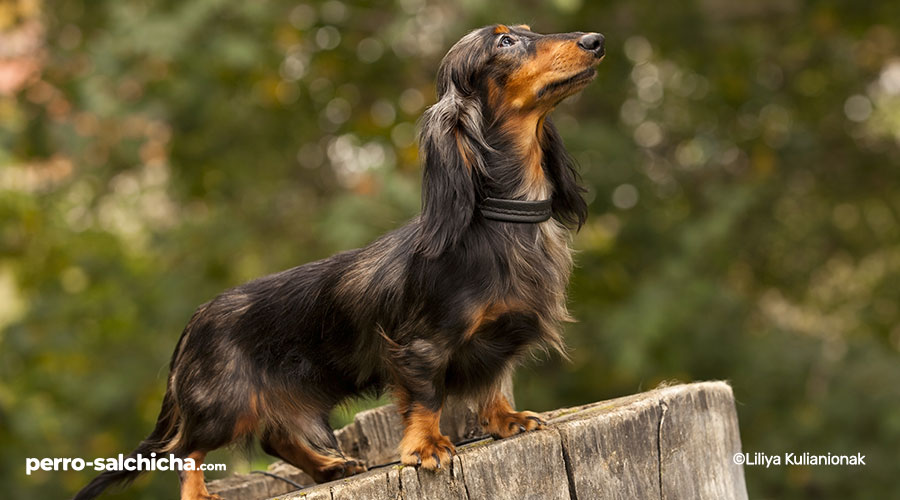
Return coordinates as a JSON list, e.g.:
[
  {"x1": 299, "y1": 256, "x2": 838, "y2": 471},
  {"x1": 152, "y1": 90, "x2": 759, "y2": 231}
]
[{"x1": 478, "y1": 197, "x2": 552, "y2": 223}]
